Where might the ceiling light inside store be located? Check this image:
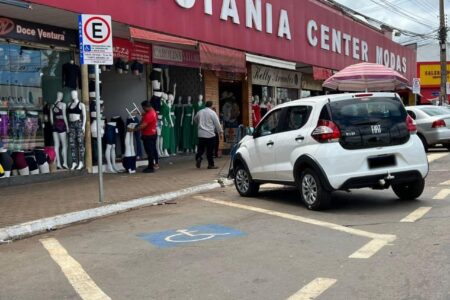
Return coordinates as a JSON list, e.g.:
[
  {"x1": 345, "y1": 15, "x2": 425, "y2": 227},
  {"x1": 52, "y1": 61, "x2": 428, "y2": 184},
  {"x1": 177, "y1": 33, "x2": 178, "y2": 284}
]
[{"x1": 0, "y1": 0, "x2": 32, "y2": 9}]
